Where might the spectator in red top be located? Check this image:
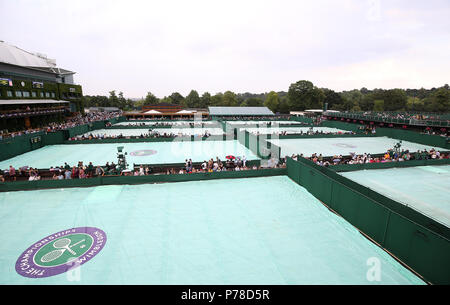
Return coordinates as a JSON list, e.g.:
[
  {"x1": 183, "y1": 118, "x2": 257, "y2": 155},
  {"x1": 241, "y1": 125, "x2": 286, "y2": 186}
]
[
  {"x1": 71, "y1": 166, "x2": 78, "y2": 179},
  {"x1": 9, "y1": 166, "x2": 16, "y2": 181}
]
